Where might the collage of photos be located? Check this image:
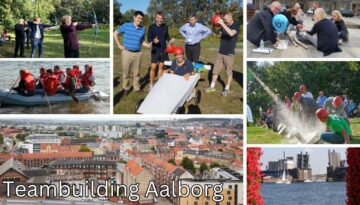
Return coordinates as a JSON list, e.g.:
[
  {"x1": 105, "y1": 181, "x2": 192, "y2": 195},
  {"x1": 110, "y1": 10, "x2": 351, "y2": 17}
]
[
  {"x1": 2, "y1": 0, "x2": 360, "y2": 204},
  {"x1": 0, "y1": 0, "x2": 245, "y2": 205}
]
